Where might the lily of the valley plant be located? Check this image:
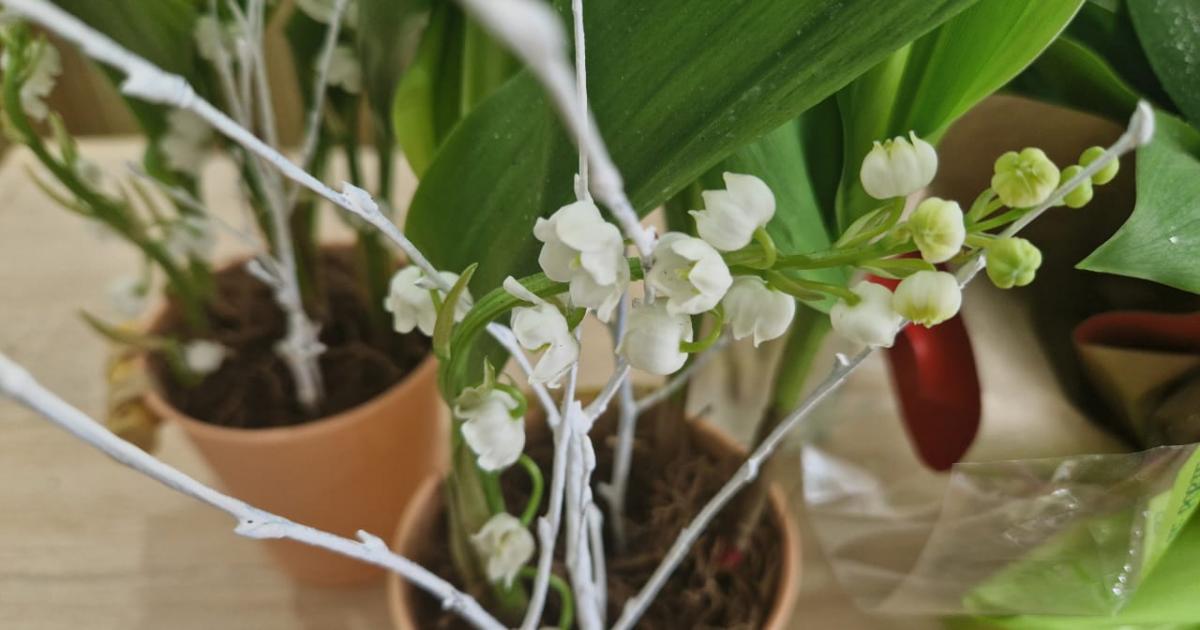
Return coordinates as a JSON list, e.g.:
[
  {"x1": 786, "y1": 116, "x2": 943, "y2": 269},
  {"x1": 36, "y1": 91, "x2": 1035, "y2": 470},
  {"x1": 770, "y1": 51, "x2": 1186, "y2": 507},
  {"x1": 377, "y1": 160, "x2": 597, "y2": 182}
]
[{"x1": 0, "y1": 0, "x2": 1158, "y2": 629}]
